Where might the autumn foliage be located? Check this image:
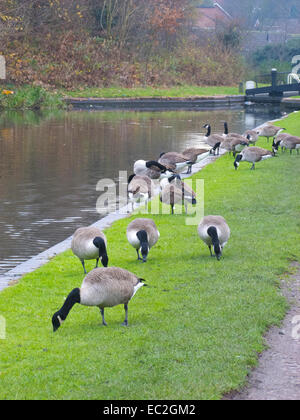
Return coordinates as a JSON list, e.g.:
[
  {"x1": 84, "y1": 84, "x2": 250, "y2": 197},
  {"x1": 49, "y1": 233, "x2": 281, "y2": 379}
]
[{"x1": 0, "y1": 0, "x2": 244, "y2": 88}]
